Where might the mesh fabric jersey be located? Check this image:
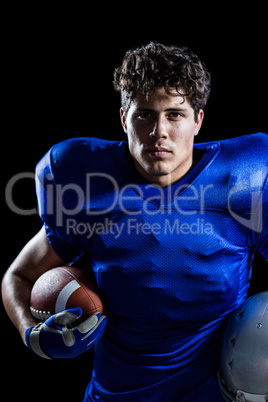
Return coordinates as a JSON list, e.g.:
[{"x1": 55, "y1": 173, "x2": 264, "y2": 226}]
[{"x1": 35, "y1": 133, "x2": 268, "y2": 401}]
